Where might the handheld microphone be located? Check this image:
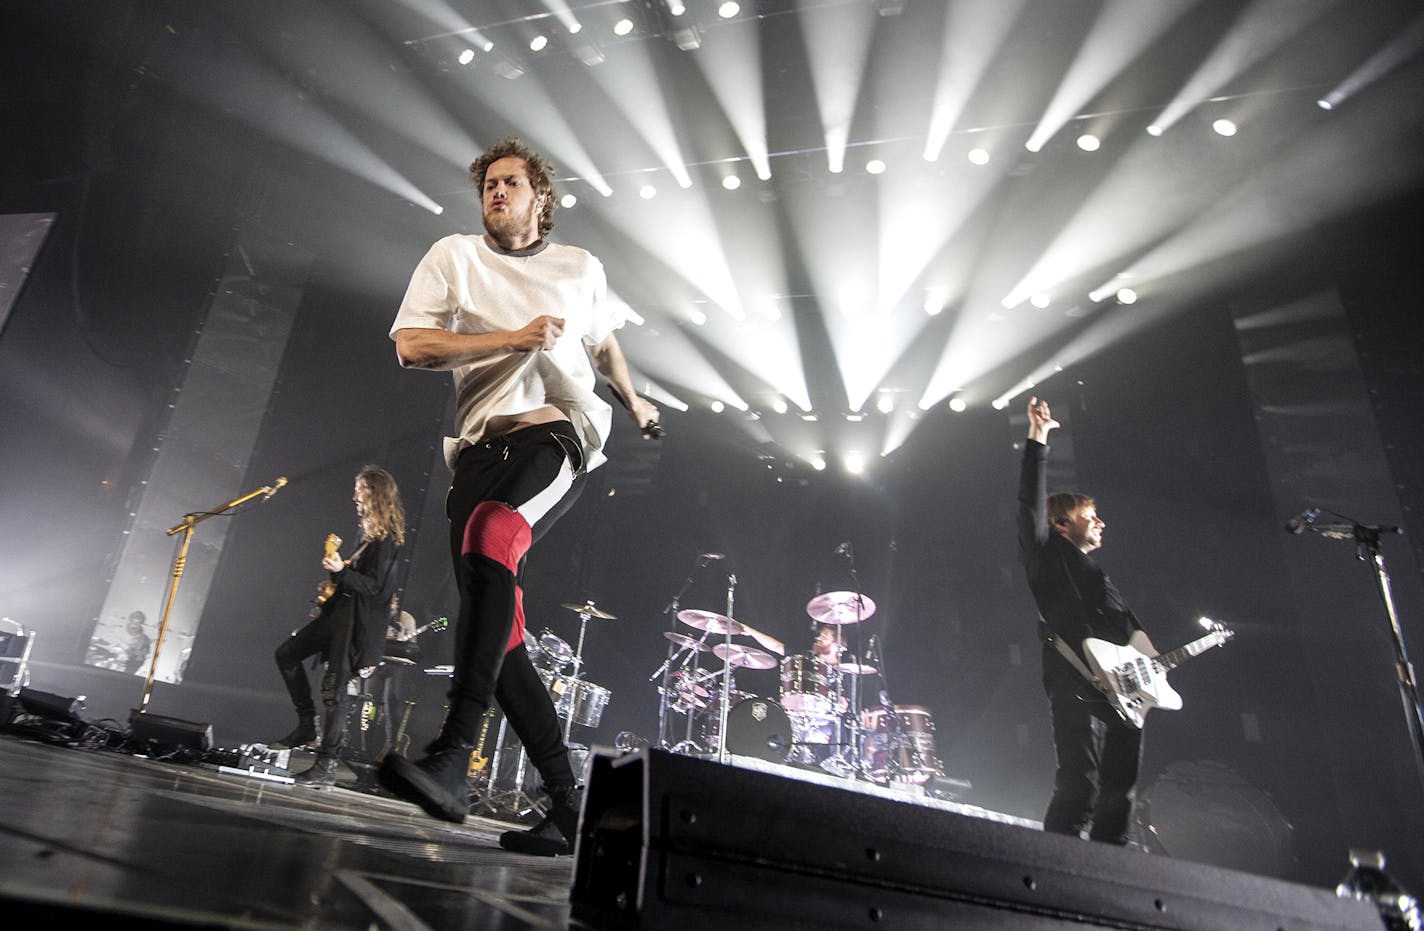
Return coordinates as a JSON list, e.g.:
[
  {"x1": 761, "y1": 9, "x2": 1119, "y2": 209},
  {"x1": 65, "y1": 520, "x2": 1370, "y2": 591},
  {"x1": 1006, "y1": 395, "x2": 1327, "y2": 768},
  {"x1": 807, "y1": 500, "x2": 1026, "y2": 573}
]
[
  {"x1": 1283, "y1": 507, "x2": 1318, "y2": 534},
  {"x1": 263, "y1": 476, "x2": 288, "y2": 501}
]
